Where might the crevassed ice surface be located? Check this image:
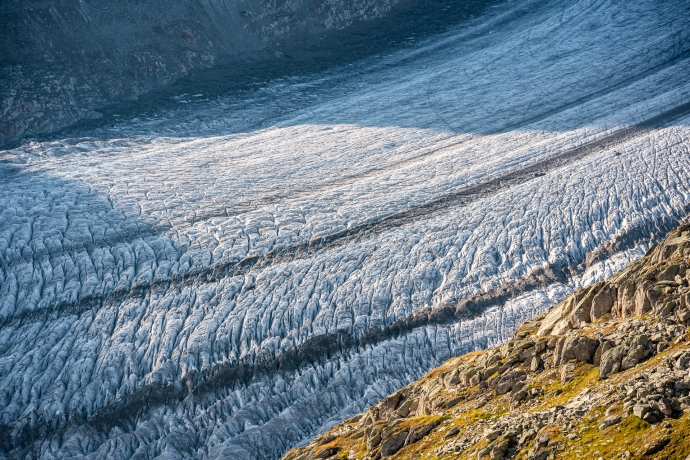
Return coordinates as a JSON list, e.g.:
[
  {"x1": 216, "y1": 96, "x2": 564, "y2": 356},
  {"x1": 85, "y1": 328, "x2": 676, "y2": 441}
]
[{"x1": 2, "y1": 0, "x2": 690, "y2": 458}]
